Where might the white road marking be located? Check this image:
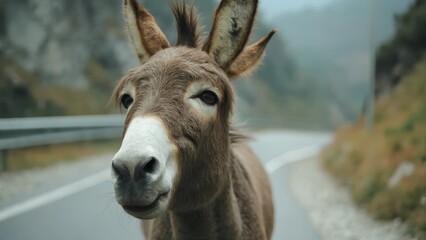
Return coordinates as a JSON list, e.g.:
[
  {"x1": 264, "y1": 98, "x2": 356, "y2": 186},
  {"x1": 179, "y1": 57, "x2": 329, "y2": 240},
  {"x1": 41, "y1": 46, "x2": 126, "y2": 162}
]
[
  {"x1": 0, "y1": 169, "x2": 110, "y2": 222},
  {"x1": 0, "y1": 137, "x2": 327, "y2": 222},
  {"x1": 266, "y1": 143, "x2": 327, "y2": 174}
]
